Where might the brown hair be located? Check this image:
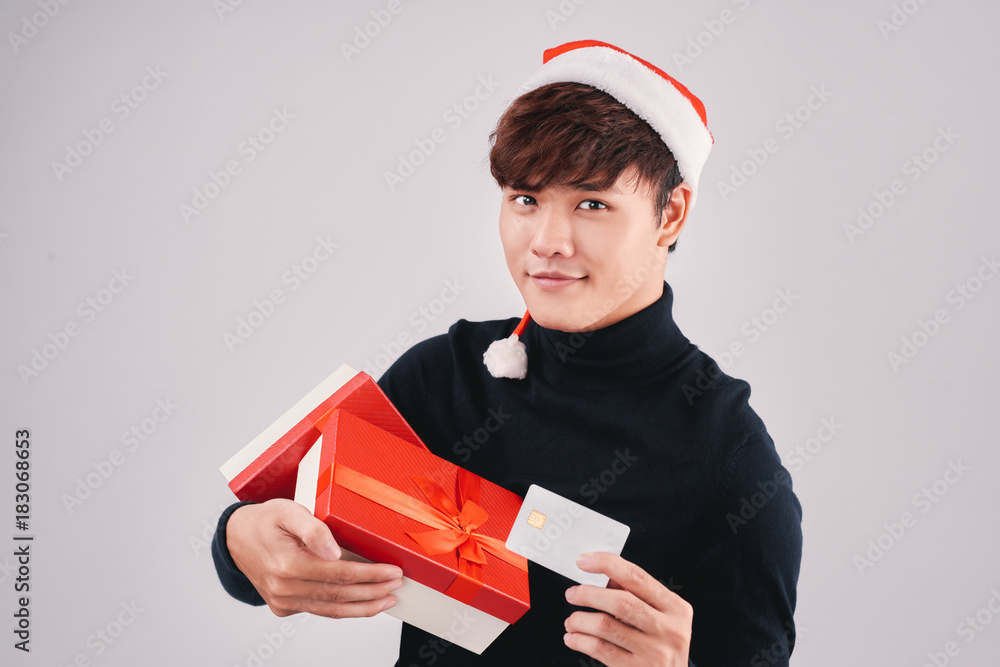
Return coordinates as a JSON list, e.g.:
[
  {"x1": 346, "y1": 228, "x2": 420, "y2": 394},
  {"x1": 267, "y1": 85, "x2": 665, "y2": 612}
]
[{"x1": 488, "y1": 81, "x2": 683, "y2": 252}]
